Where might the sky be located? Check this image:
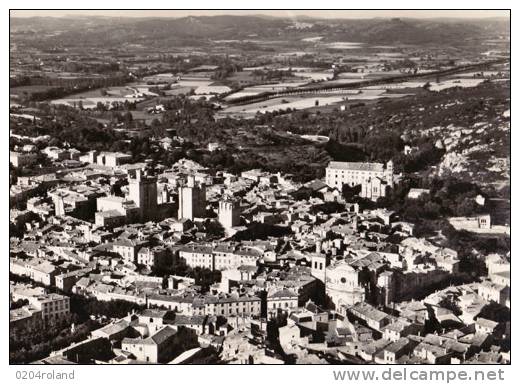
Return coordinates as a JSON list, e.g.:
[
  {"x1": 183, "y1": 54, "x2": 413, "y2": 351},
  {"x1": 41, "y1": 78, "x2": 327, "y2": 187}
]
[{"x1": 10, "y1": 10, "x2": 510, "y2": 19}]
